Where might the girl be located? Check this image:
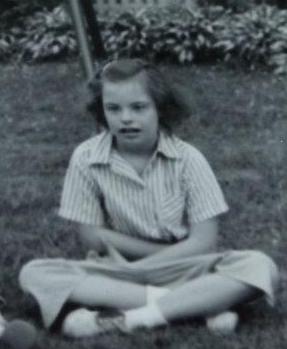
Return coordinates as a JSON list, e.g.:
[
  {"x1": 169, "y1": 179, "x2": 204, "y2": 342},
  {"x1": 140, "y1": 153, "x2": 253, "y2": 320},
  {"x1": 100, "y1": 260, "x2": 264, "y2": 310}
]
[{"x1": 19, "y1": 59, "x2": 279, "y2": 338}]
